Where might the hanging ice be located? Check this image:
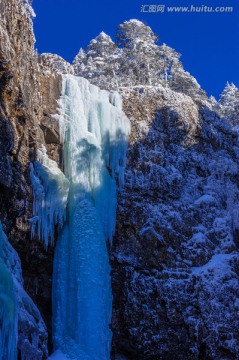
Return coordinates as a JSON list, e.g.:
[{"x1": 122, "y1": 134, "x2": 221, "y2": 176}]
[
  {"x1": 0, "y1": 222, "x2": 17, "y2": 360},
  {"x1": 51, "y1": 75, "x2": 130, "y2": 359},
  {"x1": 30, "y1": 145, "x2": 70, "y2": 249}
]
